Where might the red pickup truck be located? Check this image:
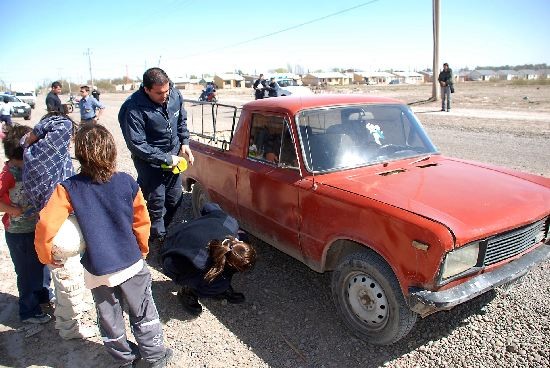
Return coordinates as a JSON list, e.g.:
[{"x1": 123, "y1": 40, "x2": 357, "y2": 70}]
[{"x1": 182, "y1": 95, "x2": 550, "y2": 345}]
